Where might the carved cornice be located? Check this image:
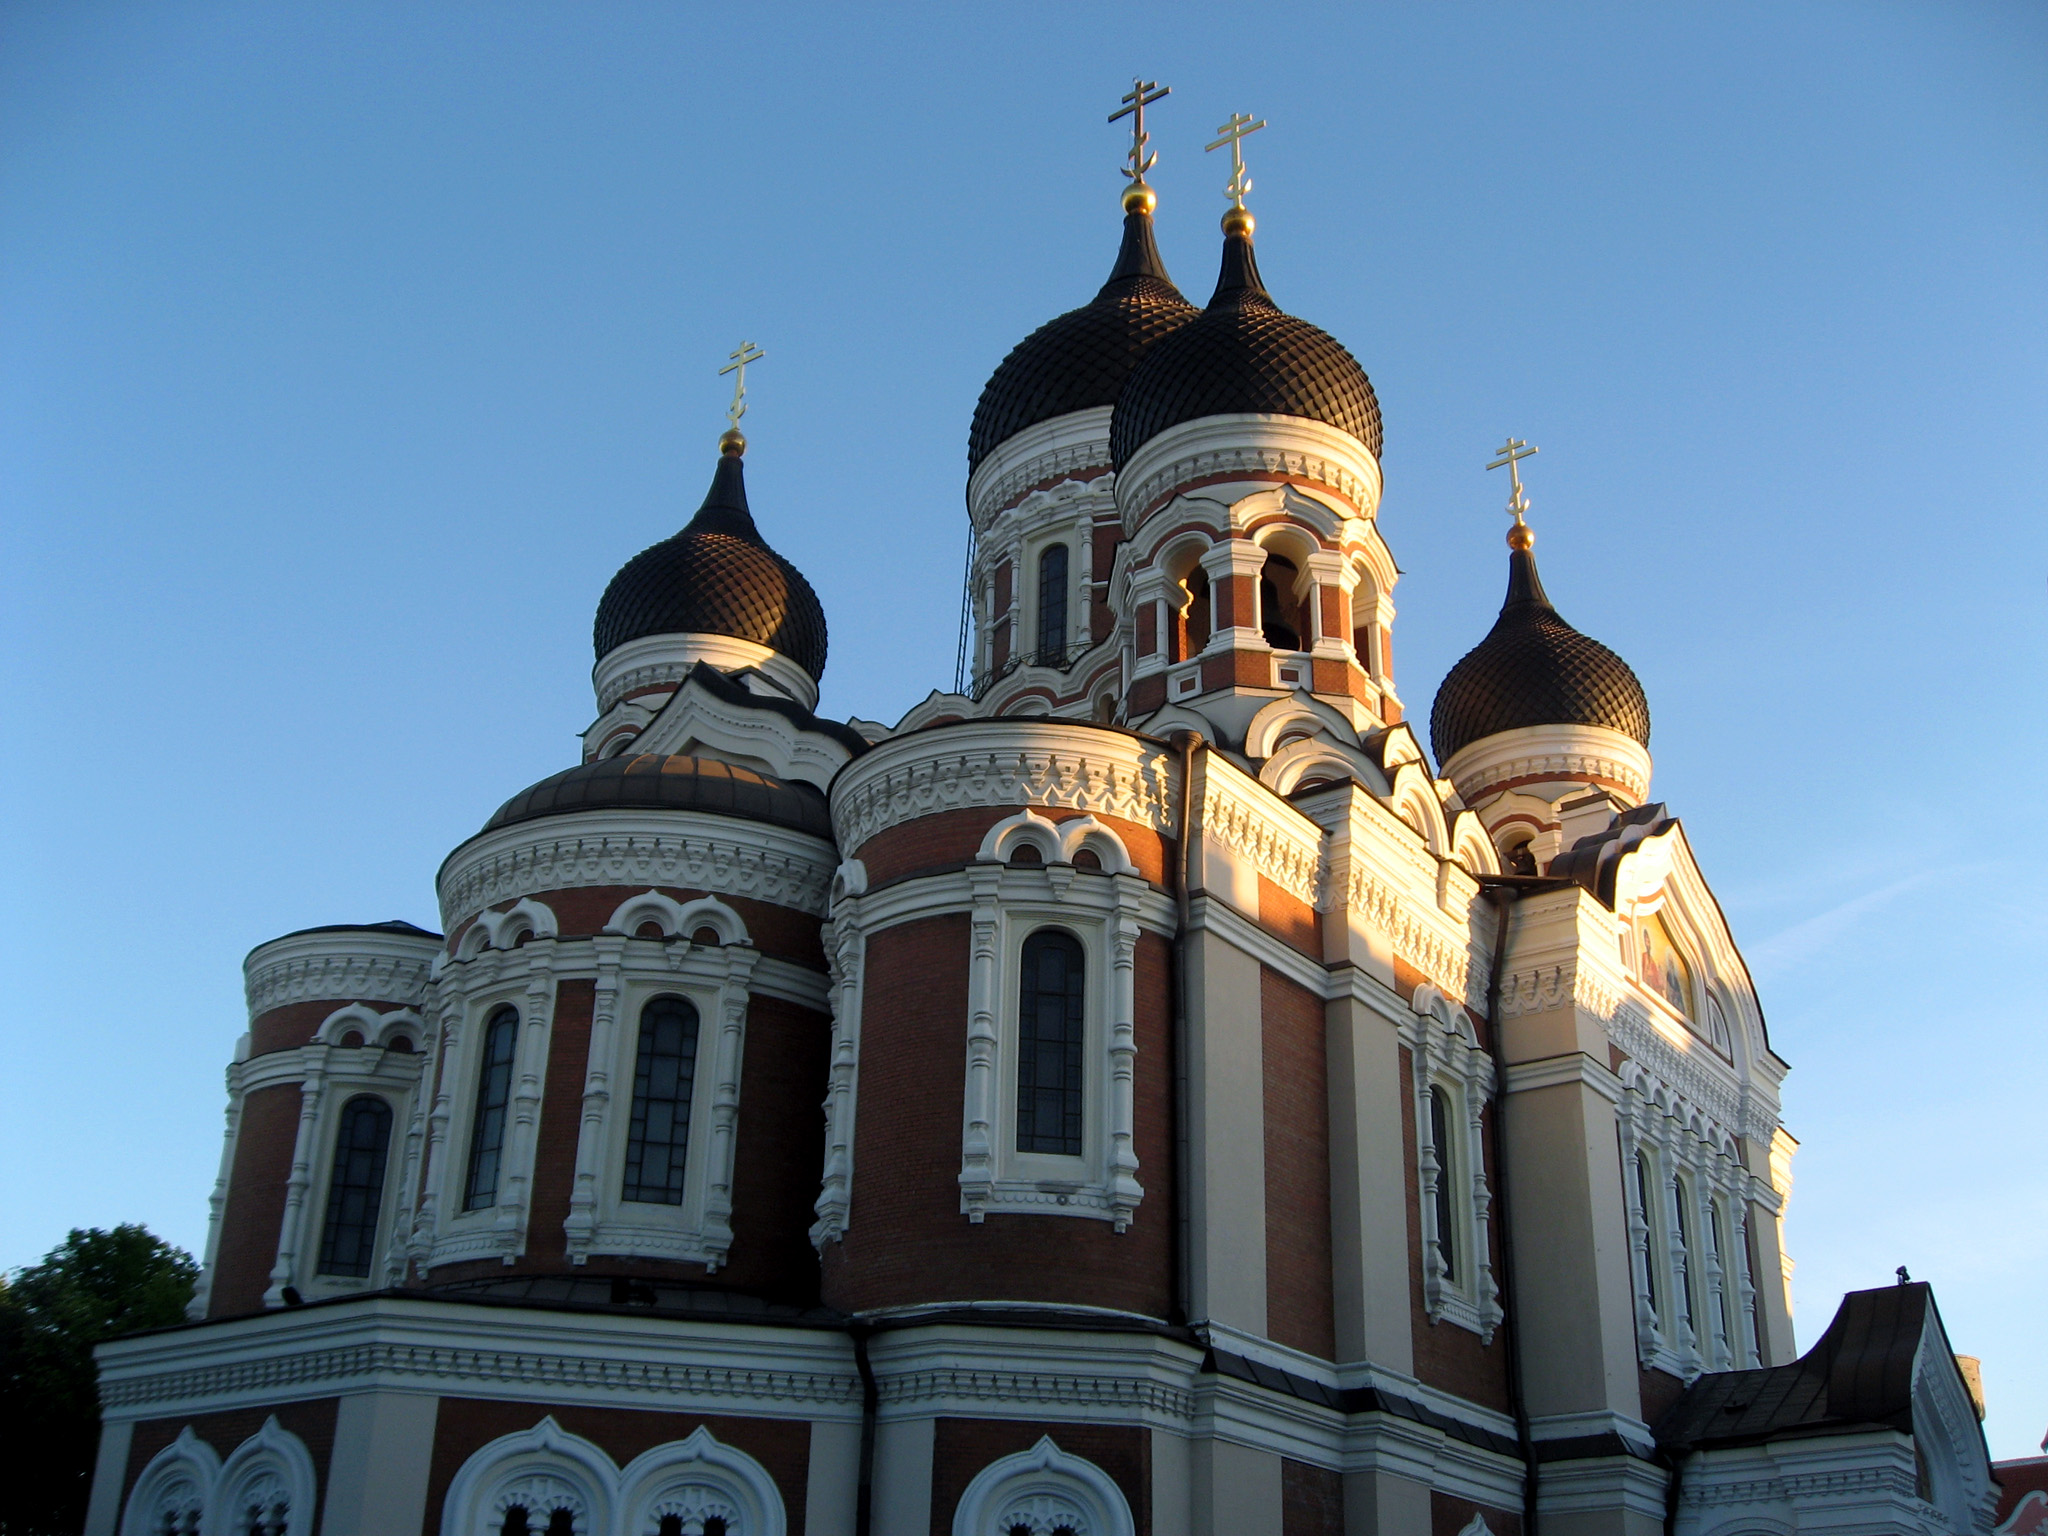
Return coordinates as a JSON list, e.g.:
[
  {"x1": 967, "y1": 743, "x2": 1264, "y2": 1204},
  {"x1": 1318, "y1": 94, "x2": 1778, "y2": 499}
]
[
  {"x1": 1346, "y1": 869, "x2": 1478, "y2": 1004},
  {"x1": 879, "y1": 1365, "x2": 1195, "y2": 1419},
  {"x1": 971, "y1": 447, "x2": 1115, "y2": 535},
  {"x1": 1442, "y1": 724, "x2": 1652, "y2": 808},
  {"x1": 243, "y1": 933, "x2": 438, "y2": 1020},
  {"x1": 439, "y1": 810, "x2": 836, "y2": 930},
  {"x1": 98, "y1": 1338, "x2": 861, "y2": 1411},
  {"x1": 1122, "y1": 443, "x2": 1374, "y2": 528},
  {"x1": 1199, "y1": 777, "x2": 1323, "y2": 909},
  {"x1": 831, "y1": 722, "x2": 1177, "y2": 855}
]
